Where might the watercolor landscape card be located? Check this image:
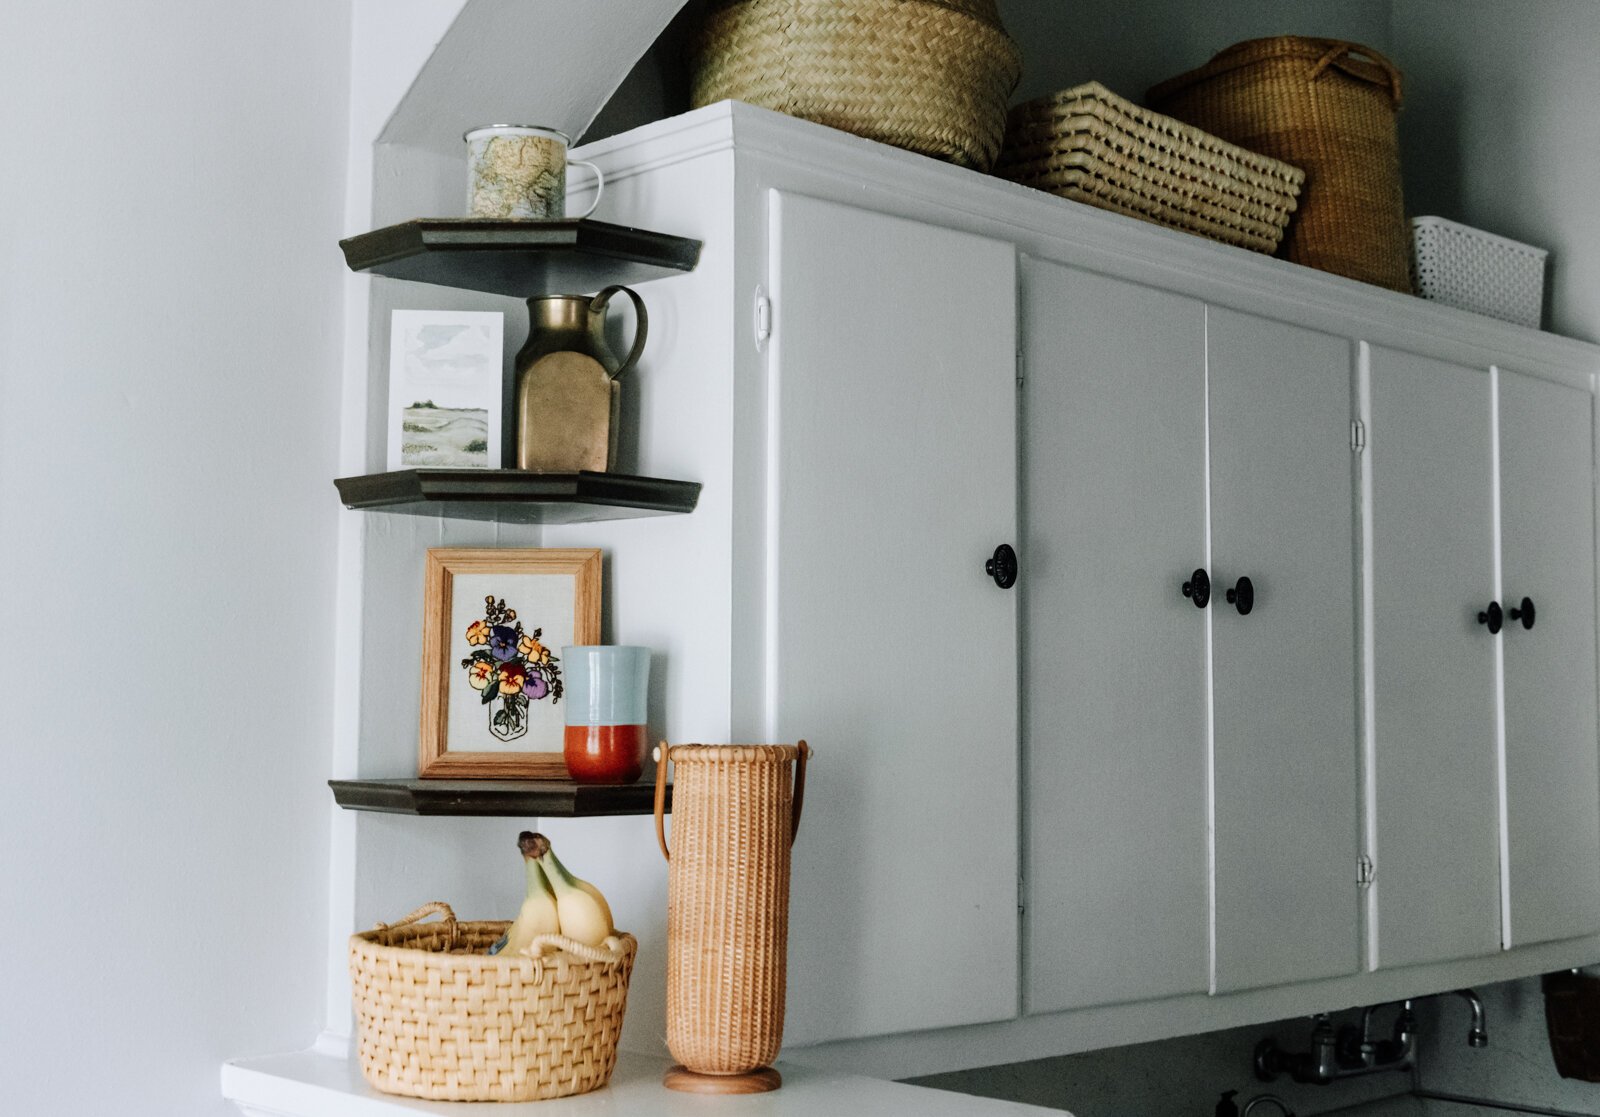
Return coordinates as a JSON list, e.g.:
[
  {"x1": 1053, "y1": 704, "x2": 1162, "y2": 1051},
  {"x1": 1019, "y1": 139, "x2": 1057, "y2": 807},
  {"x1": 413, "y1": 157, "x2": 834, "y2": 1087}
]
[{"x1": 387, "y1": 309, "x2": 504, "y2": 470}]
